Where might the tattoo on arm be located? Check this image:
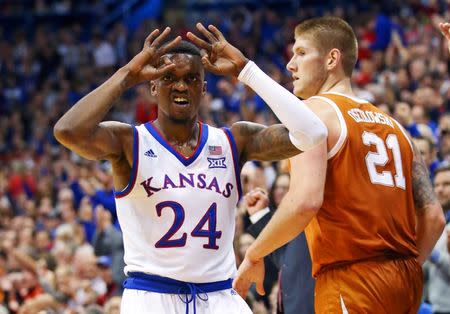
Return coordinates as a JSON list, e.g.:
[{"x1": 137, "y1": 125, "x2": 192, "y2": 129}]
[
  {"x1": 236, "y1": 121, "x2": 265, "y2": 137},
  {"x1": 237, "y1": 122, "x2": 300, "y2": 162},
  {"x1": 411, "y1": 142, "x2": 438, "y2": 214}
]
